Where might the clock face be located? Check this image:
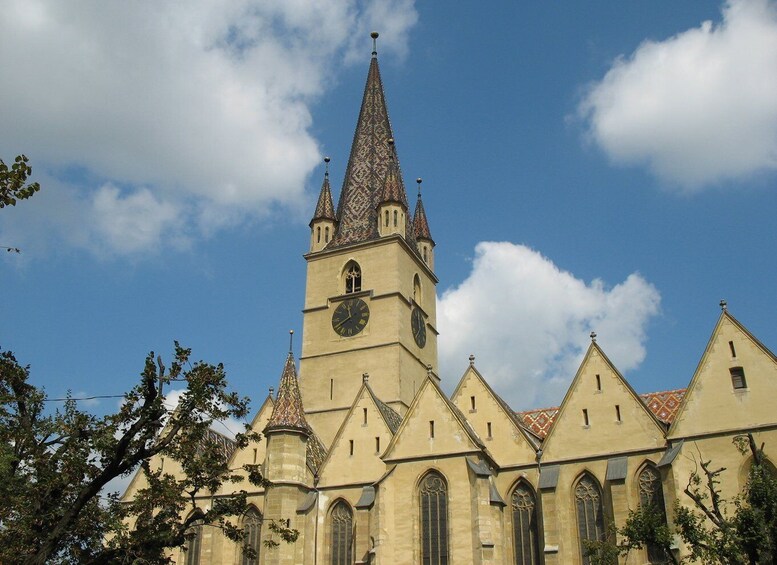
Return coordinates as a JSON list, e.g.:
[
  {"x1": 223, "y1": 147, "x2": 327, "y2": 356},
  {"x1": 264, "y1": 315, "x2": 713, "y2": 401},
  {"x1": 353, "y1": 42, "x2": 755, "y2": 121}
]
[
  {"x1": 411, "y1": 307, "x2": 426, "y2": 348},
  {"x1": 332, "y1": 298, "x2": 370, "y2": 337}
]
